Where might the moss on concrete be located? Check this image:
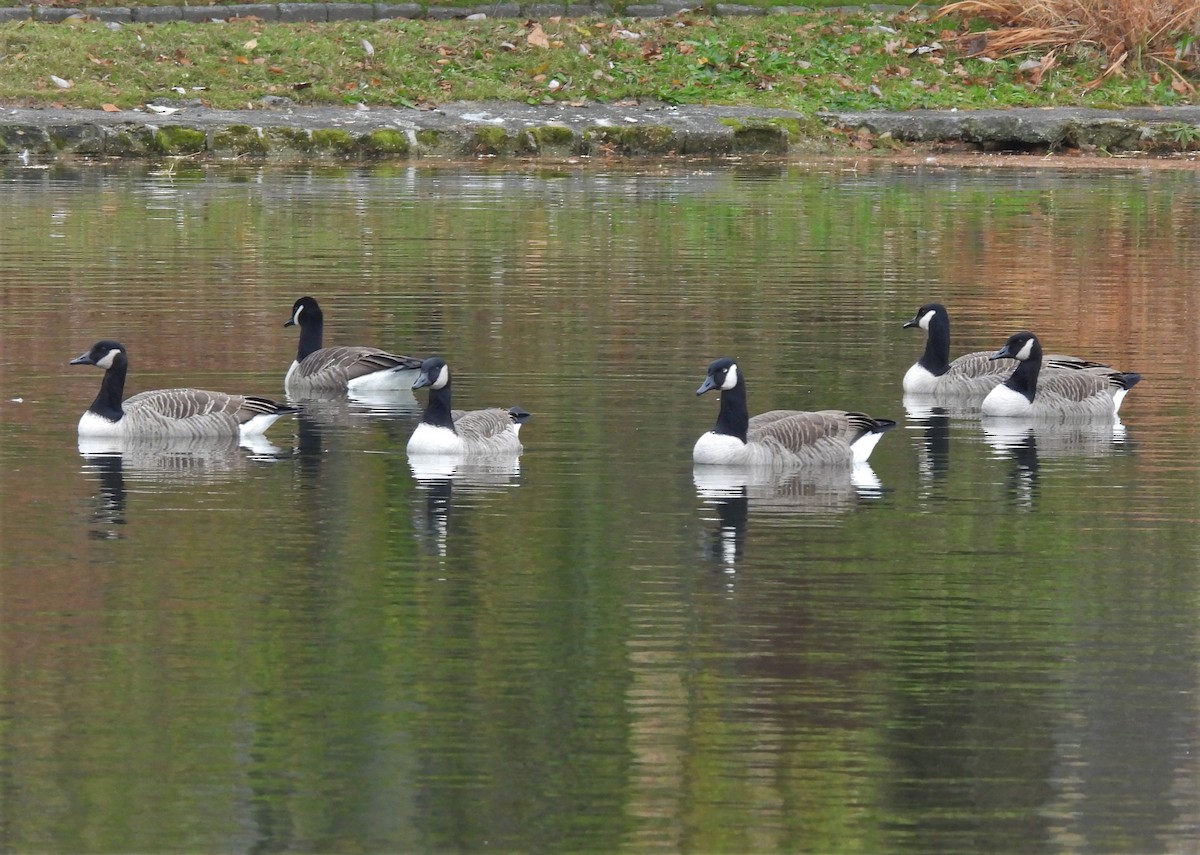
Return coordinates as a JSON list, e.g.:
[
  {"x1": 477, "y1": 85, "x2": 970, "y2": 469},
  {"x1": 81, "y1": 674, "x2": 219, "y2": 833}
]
[
  {"x1": 101, "y1": 127, "x2": 150, "y2": 156},
  {"x1": 583, "y1": 124, "x2": 678, "y2": 155},
  {"x1": 719, "y1": 115, "x2": 841, "y2": 153},
  {"x1": 471, "y1": 125, "x2": 514, "y2": 155},
  {"x1": 309, "y1": 128, "x2": 357, "y2": 154},
  {"x1": 533, "y1": 124, "x2": 575, "y2": 146},
  {"x1": 720, "y1": 117, "x2": 788, "y2": 153},
  {"x1": 211, "y1": 124, "x2": 269, "y2": 156},
  {"x1": 1062, "y1": 120, "x2": 1145, "y2": 152},
  {"x1": 362, "y1": 128, "x2": 411, "y2": 155},
  {"x1": 415, "y1": 128, "x2": 442, "y2": 149},
  {"x1": 523, "y1": 124, "x2": 577, "y2": 156},
  {"x1": 150, "y1": 125, "x2": 207, "y2": 155}
]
